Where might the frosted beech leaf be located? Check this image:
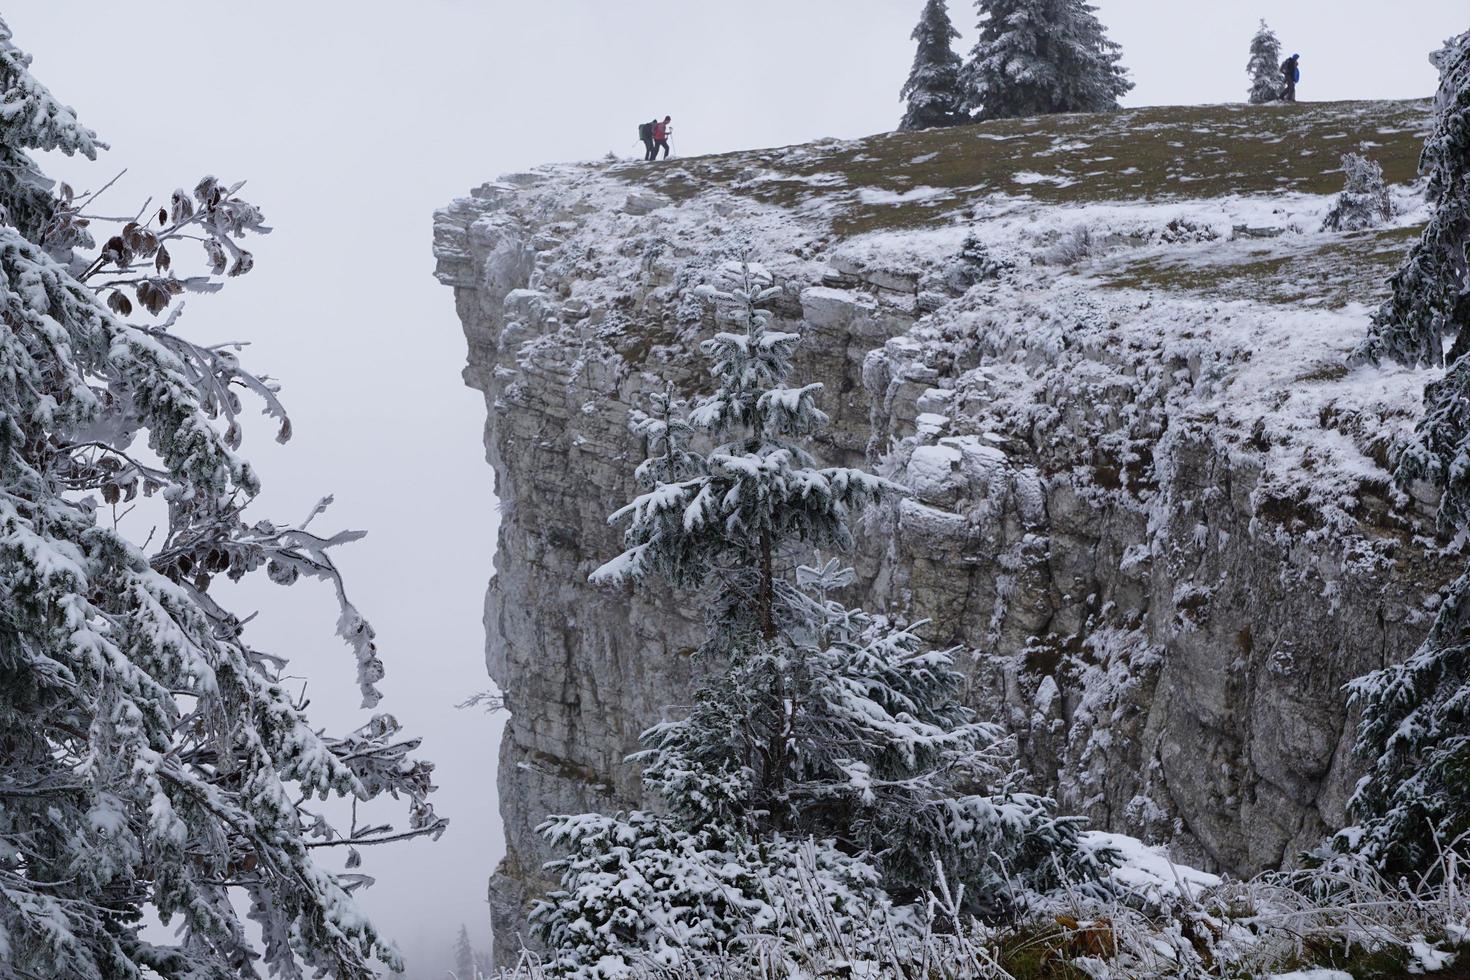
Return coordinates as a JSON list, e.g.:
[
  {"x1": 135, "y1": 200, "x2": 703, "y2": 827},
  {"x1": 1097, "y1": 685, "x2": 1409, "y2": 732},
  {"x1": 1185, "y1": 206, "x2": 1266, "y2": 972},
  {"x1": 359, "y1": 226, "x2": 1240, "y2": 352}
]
[{"x1": 170, "y1": 187, "x2": 193, "y2": 222}]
